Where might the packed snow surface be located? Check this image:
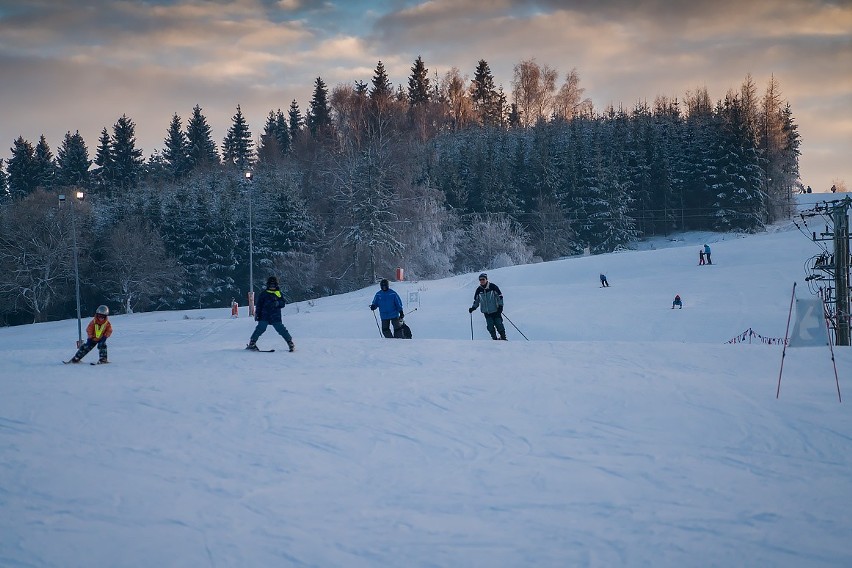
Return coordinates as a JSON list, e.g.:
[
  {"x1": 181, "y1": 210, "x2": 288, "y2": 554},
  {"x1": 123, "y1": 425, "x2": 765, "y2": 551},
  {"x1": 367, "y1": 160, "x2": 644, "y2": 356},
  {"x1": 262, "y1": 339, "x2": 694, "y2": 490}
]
[{"x1": 1, "y1": 194, "x2": 850, "y2": 567}]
